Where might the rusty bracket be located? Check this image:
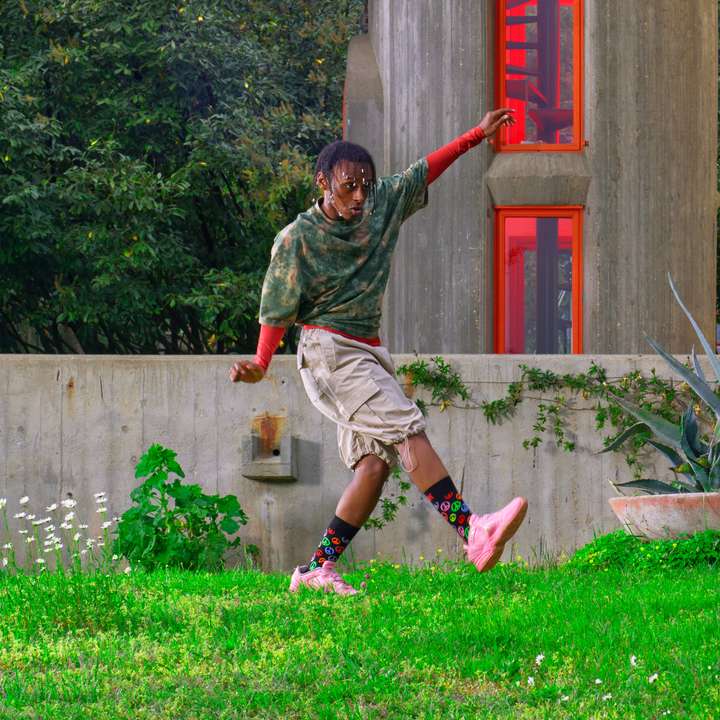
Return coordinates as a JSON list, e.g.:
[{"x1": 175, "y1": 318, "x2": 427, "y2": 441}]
[{"x1": 241, "y1": 434, "x2": 297, "y2": 483}]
